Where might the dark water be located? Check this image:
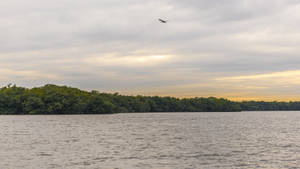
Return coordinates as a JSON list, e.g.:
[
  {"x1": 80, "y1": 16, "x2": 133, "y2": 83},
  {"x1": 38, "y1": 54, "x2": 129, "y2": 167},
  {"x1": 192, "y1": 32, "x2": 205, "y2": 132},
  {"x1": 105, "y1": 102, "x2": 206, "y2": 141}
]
[{"x1": 0, "y1": 111, "x2": 300, "y2": 169}]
